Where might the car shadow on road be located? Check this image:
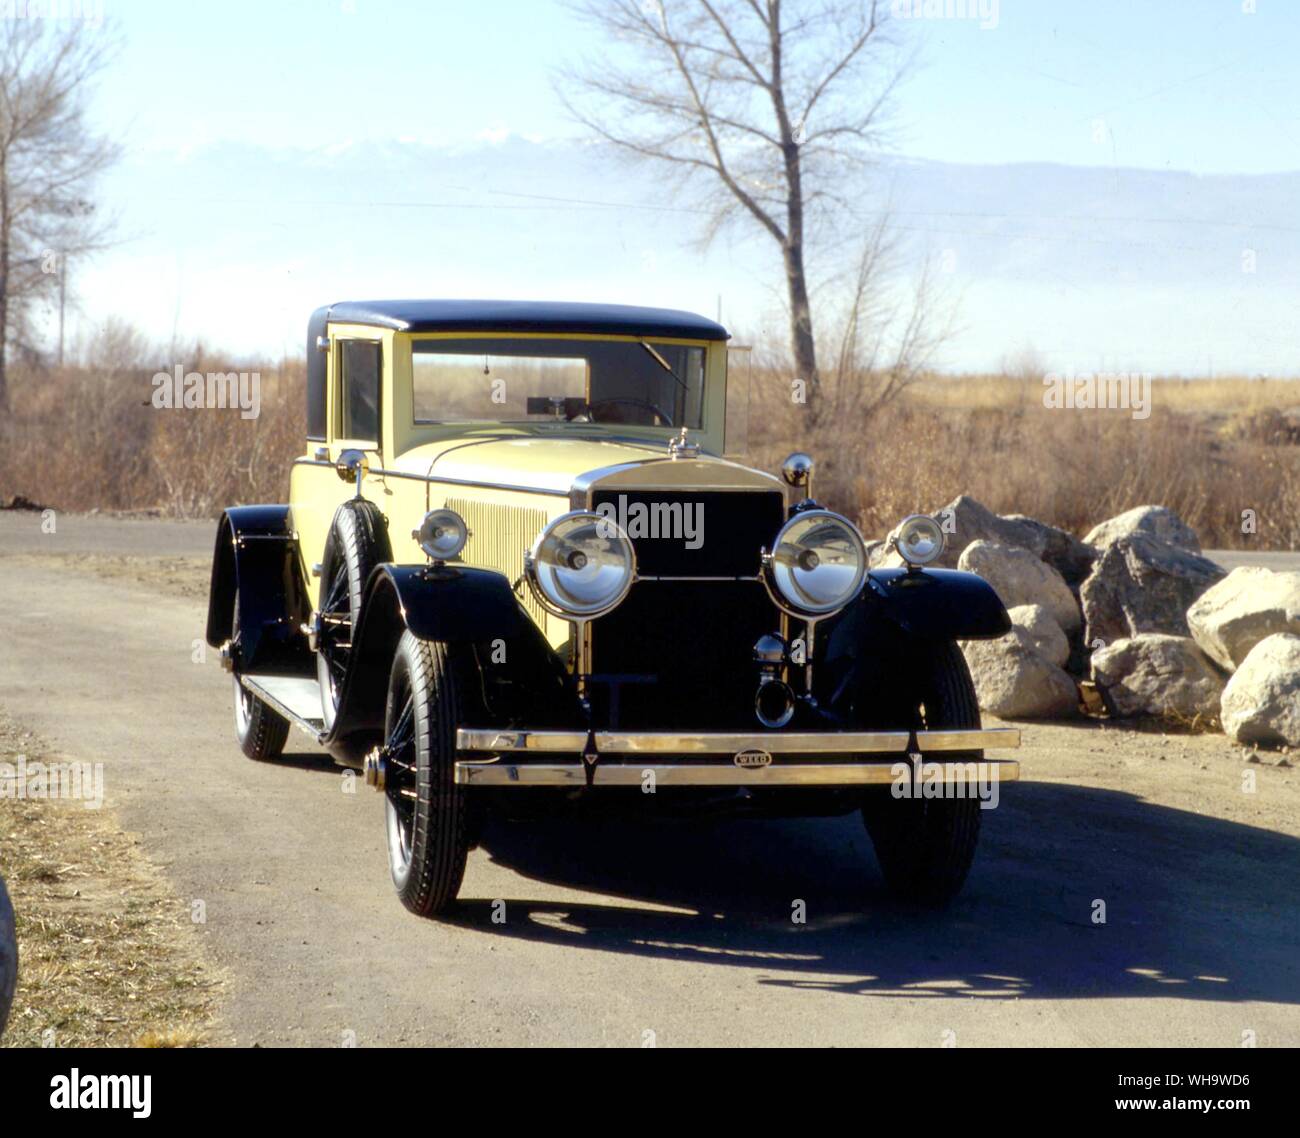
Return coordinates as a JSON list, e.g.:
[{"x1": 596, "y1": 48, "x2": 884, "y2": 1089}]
[
  {"x1": 273, "y1": 750, "x2": 338, "y2": 774},
  {"x1": 457, "y1": 781, "x2": 1300, "y2": 1005}
]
